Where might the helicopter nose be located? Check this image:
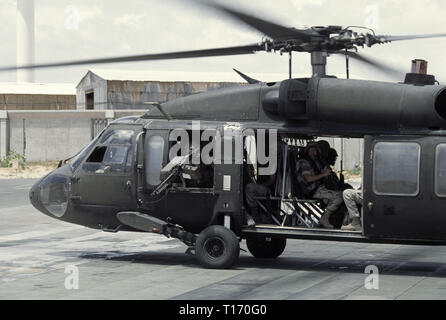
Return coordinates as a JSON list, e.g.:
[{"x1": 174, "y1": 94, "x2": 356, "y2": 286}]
[
  {"x1": 29, "y1": 180, "x2": 42, "y2": 211},
  {"x1": 29, "y1": 167, "x2": 71, "y2": 218}
]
